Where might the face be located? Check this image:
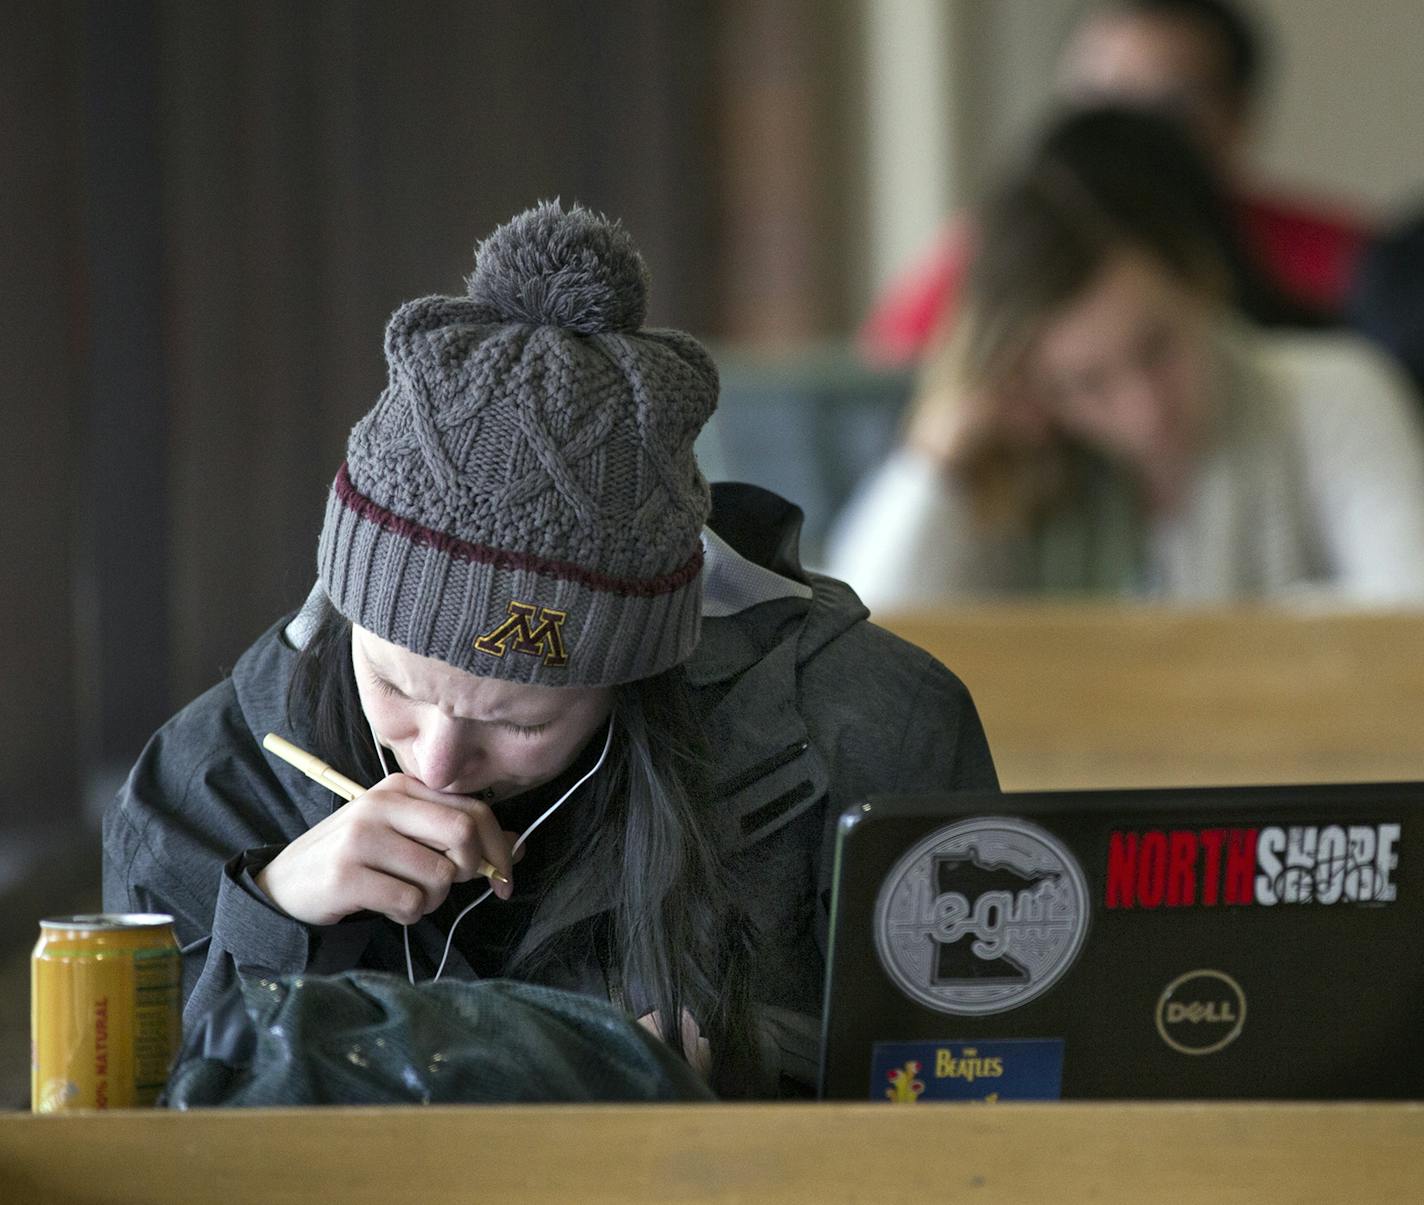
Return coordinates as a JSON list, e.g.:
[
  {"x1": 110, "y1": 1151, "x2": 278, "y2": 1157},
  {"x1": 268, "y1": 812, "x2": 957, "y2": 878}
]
[
  {"x1": 1058, "y1": 12, "x2": 1249, "y2": 169},
  {"x1": 351, "y1": 625, "x2": 613, "y2": 801},
  {"x1": 1026, "y1": 251, "x2": 1216, "y2": 491}
]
